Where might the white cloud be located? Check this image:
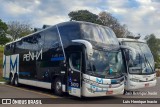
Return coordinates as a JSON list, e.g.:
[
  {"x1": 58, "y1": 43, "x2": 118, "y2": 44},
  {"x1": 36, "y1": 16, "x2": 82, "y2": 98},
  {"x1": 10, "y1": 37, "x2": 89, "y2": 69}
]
[
  {"x1": 136, "y1": 0, "x2": 152, "y2": 4},
  {"x1": 33, "y1": 15, "x2": 69, "y2": 26},
  {"x1": 4, "y1": 2, "x2": 31, "y2": 15},
  {"x1": 0, "y1": 0, "x2": 160, "y2": 38},
  {"x1": 104, "y1": 0, "x2": 160, "y2": 38},
  {"x1": 2, "y1": 0, "x2": 40, "y2": 16}
]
